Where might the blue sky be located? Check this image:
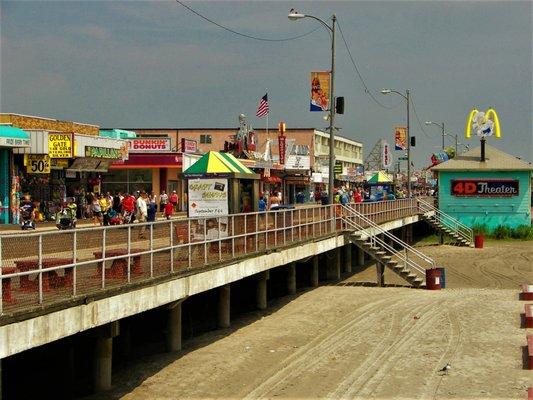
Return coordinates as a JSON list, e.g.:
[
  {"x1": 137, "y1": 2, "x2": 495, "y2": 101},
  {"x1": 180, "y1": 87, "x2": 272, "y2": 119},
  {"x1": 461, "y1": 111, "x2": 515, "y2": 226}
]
[{"x1": 1, "y1": 1, "x2": 531, "y2": 167}]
